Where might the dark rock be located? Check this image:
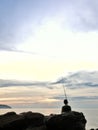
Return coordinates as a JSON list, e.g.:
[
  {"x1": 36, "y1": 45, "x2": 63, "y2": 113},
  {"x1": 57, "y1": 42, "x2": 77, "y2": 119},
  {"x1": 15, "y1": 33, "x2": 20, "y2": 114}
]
[
  {"x1": 0, "y1": 112, "x2": 16, "y2": 117},
  {"x1": 21, "y1": 111, "x2": 45, "y2": 127},
  {"x1": 26, "y1": 125, "x2": 46, "y2": 130},
  {"x1": 90, "y1": 129, "x2": 98, "y2": 130},
  {"x1": 0, "y1": 111, "x2": 87, "y2": 130},
  {"x1": 0, "y1": 111, "x2": 44, "y2": 130},
  {"x1": 45, "y1": 111, "x2": 87, "y2": 130}
]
